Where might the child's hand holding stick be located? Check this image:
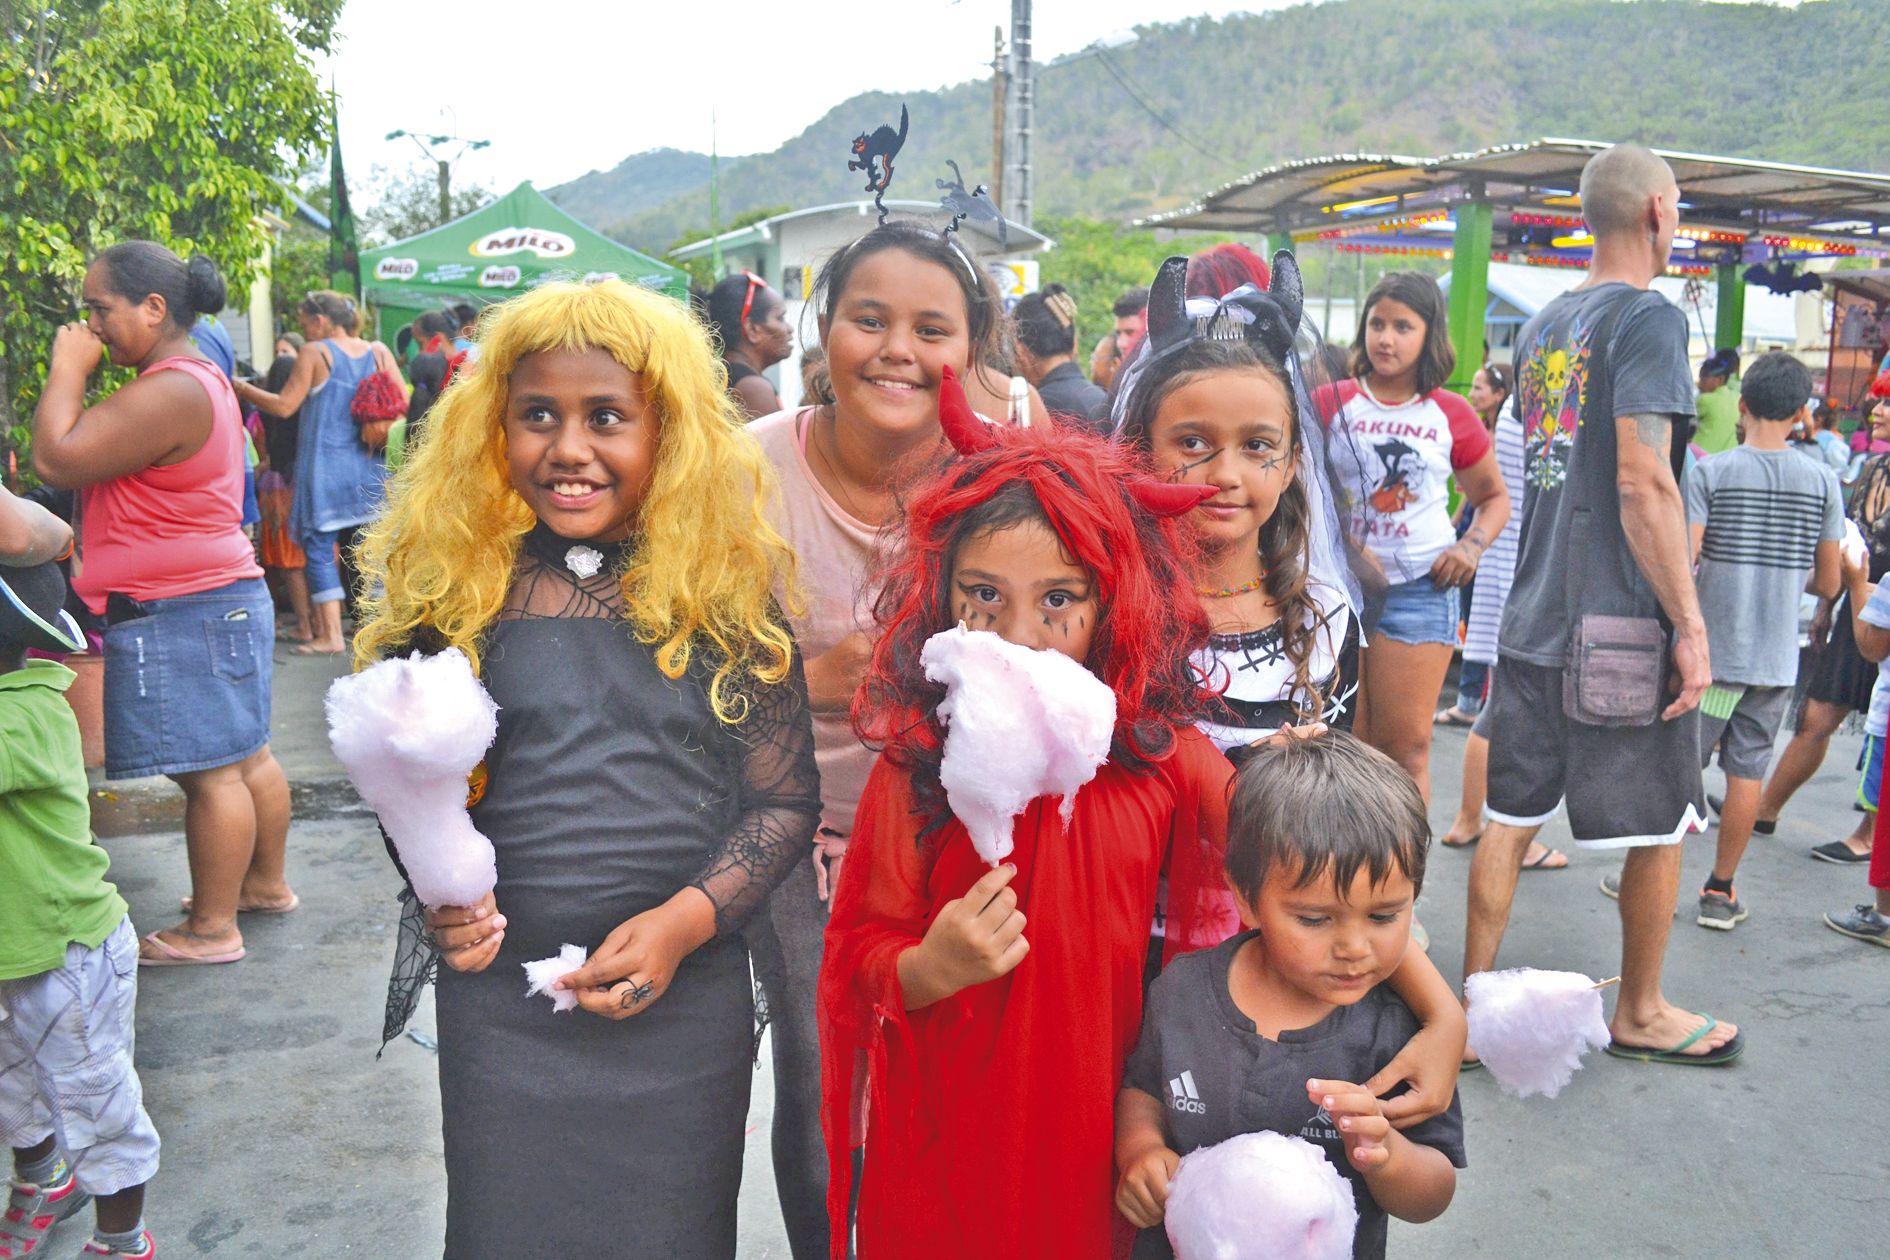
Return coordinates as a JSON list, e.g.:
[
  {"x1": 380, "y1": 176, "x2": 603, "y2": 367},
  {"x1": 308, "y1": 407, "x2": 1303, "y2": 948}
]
[
  {"x1": 897, "y1": 863, "x2": 1028, "y2": 1009},
  {"x1": 426, "y1": 892, "x2": 507, "y2": 973}
]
